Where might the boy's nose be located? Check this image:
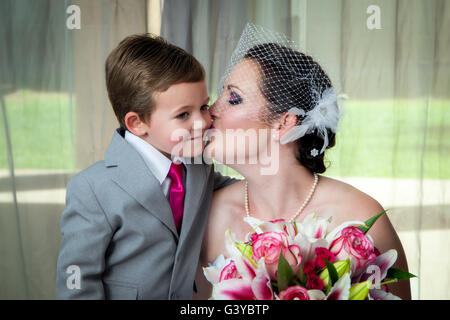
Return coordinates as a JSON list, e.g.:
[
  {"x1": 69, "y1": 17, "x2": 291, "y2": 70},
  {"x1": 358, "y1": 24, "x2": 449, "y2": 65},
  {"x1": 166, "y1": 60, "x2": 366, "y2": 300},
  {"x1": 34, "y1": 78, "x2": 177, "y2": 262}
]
[{"x1": 193, "y1": 113, "x2": 211, "y2": 130}]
